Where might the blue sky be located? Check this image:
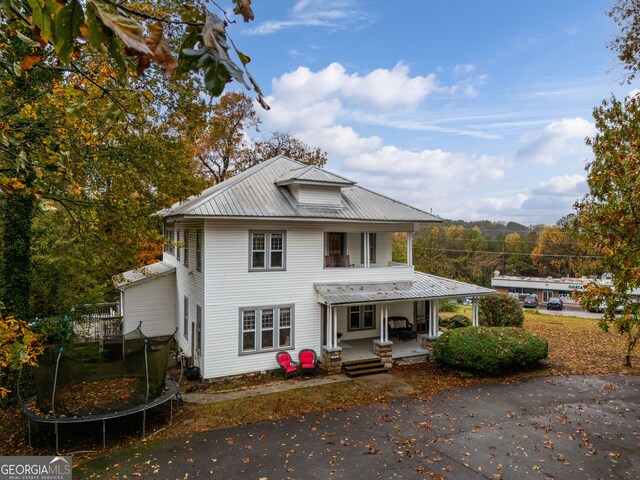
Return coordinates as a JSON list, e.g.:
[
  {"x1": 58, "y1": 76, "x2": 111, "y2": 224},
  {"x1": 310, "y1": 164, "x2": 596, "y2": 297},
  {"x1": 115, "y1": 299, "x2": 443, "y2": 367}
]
[{"x1": 221, "y1": 0, "x2": 630, "y2": 225}]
